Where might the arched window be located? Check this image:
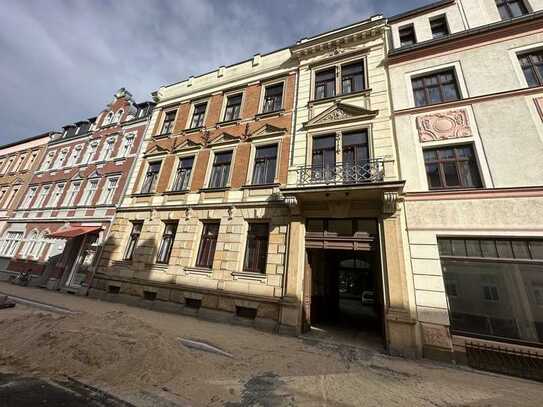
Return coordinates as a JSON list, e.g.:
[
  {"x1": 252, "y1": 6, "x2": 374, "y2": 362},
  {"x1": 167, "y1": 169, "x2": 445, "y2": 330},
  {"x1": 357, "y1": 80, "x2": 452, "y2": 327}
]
[
  {"x1": 114, "y1": 110, "x2": 124, "y2": 123},
  {"x1": 104, "y1": 112, "x2": 114, "y2": 126}
]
